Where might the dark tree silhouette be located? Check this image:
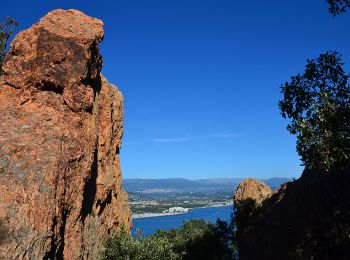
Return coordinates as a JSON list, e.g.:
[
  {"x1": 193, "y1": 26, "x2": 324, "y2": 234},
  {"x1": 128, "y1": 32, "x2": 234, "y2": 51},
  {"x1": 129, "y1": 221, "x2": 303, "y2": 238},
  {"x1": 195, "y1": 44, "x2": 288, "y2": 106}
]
[
  {"x1": 0, "y1": 17, "x2": 18, "y2": 75},
  {"x1": 279, "y1": 51, "x2": 350, "y2": 171},
  {"x1": 327, "y1": 0, "x2": 350, "y2": 15}
]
